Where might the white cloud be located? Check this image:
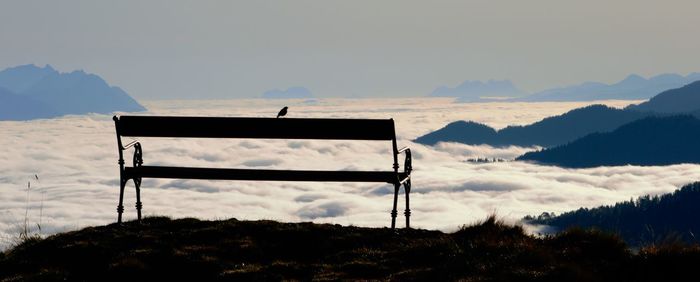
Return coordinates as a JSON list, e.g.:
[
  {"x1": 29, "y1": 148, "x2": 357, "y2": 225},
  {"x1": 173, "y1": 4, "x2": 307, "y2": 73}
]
[{"x1": 3, "y1": 98, "x2": 690, "y2": 250}]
